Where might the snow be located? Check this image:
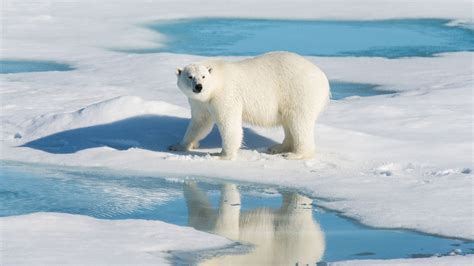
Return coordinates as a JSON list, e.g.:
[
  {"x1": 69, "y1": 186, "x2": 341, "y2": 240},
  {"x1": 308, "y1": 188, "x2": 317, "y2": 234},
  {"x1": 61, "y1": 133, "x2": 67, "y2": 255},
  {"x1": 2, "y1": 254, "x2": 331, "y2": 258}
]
[
  {"x1": 1, "y1": 0, "x2": 473, "y2": 264},
  {"x1": 0, "y1": 212, "x2": 231, "y2": 265},
  {"x1": 19, "y1": 95, "x2": 188, "y2": 141}
]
